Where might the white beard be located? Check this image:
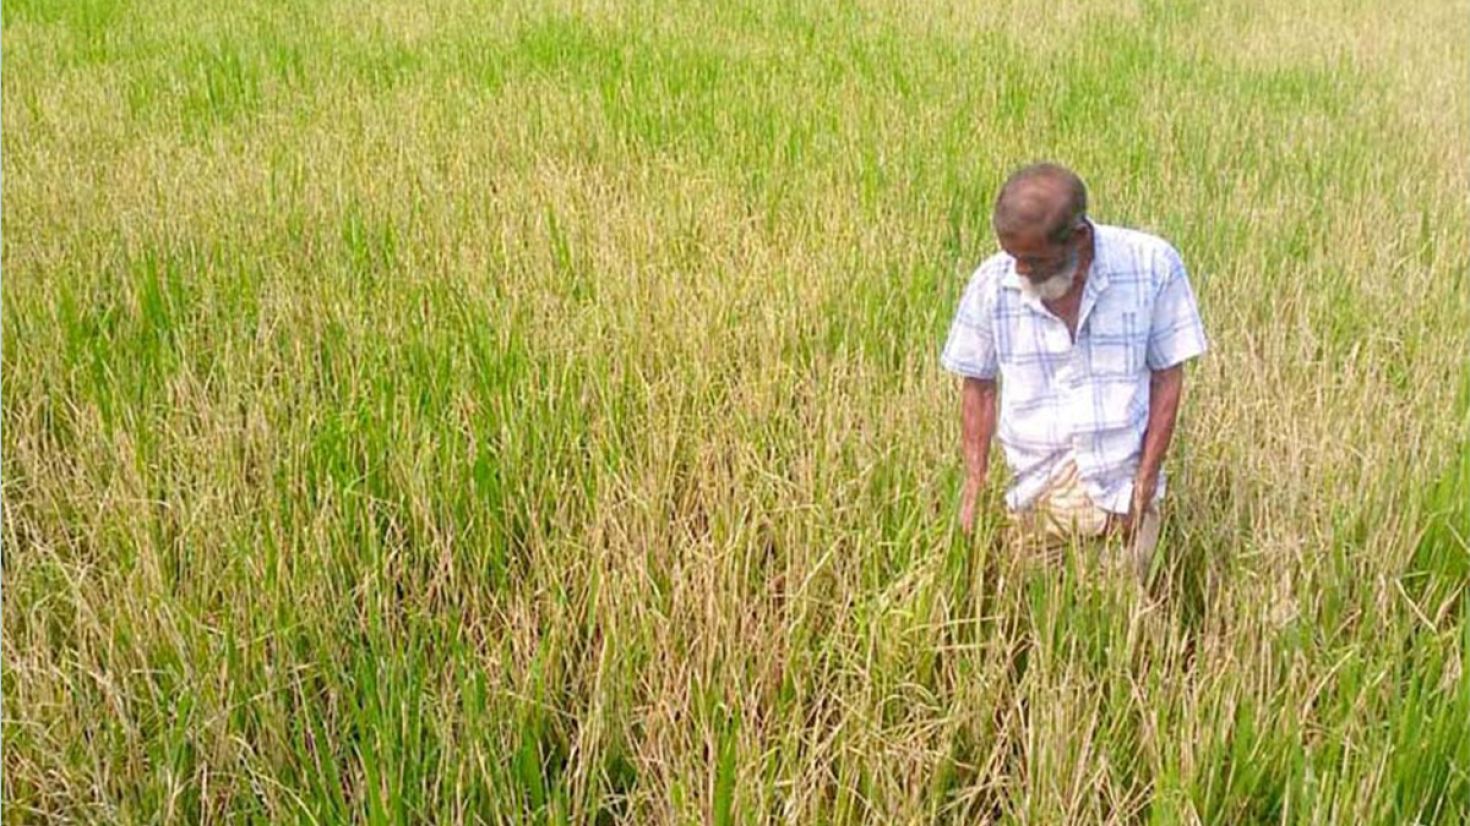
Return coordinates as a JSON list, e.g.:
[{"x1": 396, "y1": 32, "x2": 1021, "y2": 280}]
[{"x1": 1019, "y1": 267, "x2": 1076, "y2": 301}]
